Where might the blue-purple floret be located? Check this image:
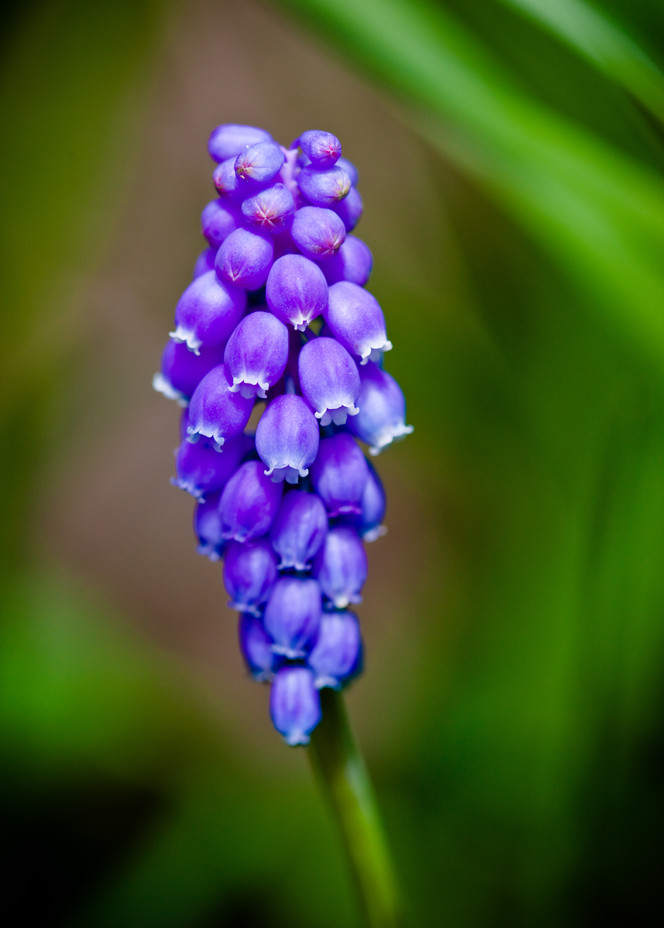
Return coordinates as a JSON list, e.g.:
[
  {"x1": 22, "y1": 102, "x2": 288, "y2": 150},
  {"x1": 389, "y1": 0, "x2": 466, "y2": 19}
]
[{"x1": 154, "y1": 123, "x2": 412, "y2": 746}]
